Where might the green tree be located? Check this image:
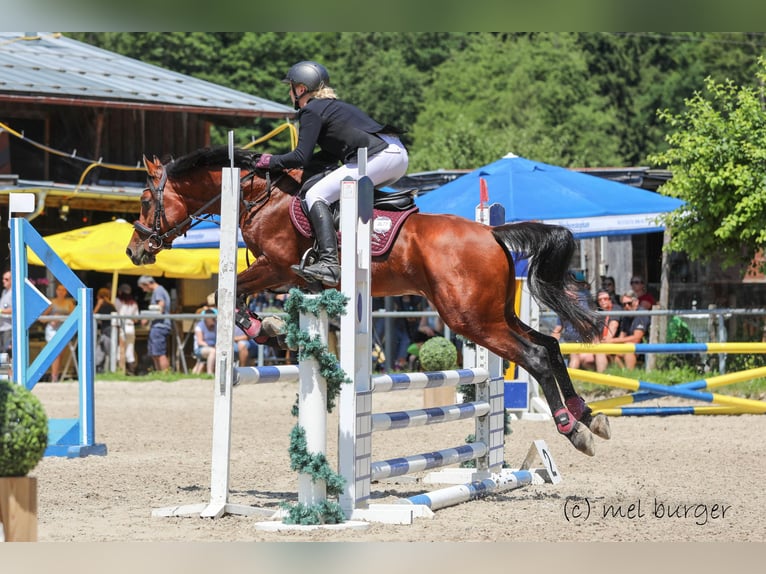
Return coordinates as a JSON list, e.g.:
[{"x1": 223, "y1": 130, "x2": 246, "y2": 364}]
[
  {"x1": 649, "y1": 58, "x2": 766, "y2": 272},
  {"x1": 409, "y1": 33, "x2": 623, "y2": 171}
]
